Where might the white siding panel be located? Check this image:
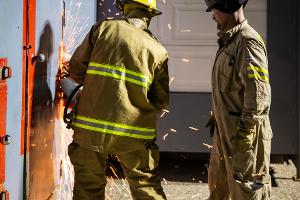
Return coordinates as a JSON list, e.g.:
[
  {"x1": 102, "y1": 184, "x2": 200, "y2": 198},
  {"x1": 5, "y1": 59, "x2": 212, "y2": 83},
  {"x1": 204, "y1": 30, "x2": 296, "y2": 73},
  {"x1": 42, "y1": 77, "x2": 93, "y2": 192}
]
[
  {"x1": 152, "y1": 0, "x2": 217, "y2": 45},
  {"x1": 167, "y1": 46, "x2": 217, "y2": 92}
]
